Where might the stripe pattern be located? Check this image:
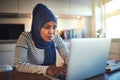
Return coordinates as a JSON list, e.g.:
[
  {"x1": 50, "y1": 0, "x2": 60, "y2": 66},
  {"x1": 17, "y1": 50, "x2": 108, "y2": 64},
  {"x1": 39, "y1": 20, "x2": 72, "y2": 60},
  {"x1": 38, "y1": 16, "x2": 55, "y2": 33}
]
[{"x1": 14, "y1": 32, "x2": 69, "y2": 75}]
